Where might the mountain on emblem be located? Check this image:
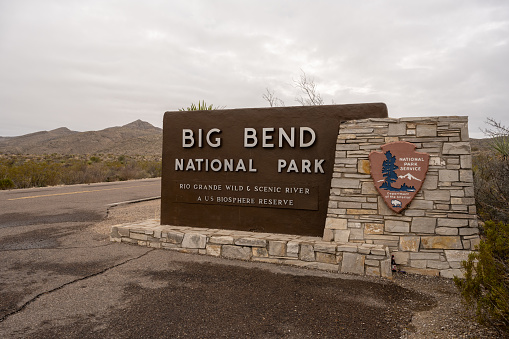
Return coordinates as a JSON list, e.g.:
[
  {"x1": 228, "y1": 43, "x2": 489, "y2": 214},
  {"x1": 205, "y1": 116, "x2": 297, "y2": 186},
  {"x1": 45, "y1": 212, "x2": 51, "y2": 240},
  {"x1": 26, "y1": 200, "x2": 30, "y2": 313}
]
[
  {"x1": 369, "y1": 141, "x2": 430, "y2": 213},
  {"x1": 398, "y1": 173, "x2": 422, "y2": 181}
]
